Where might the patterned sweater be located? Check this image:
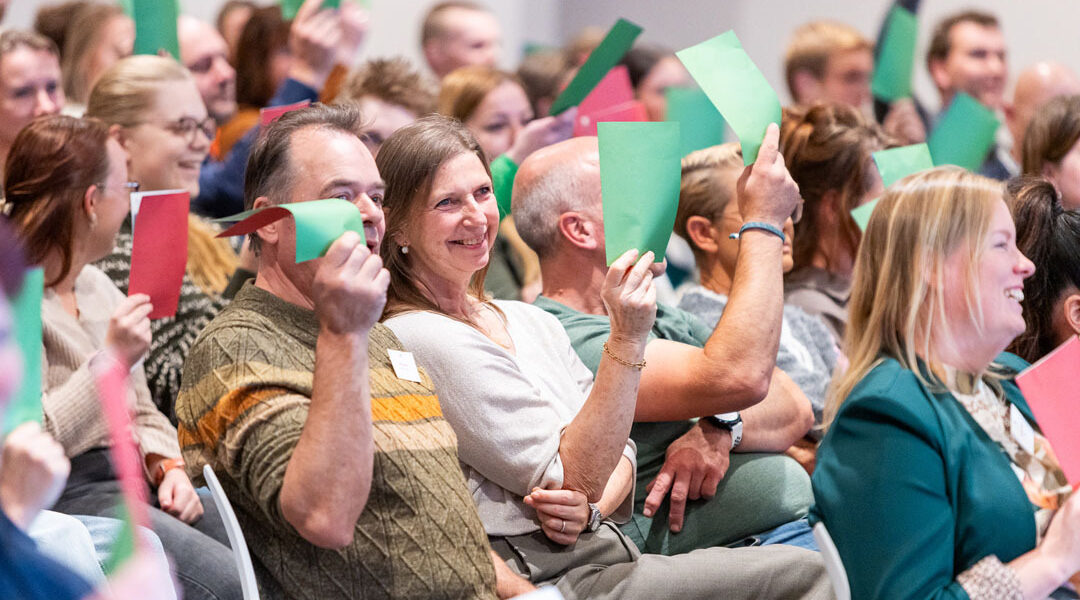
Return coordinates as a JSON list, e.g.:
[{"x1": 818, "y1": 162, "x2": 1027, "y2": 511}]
[
  {"x1": 176, "y1": 283, "x2": 497, "y2": 600},
  {"x1": 95, "y1": 218, "x2": 226, "y2": 423}
]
